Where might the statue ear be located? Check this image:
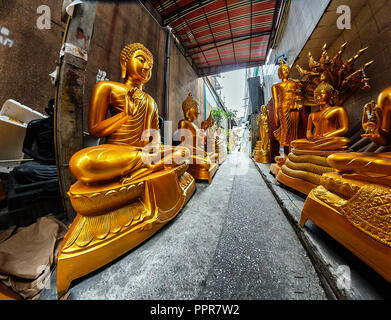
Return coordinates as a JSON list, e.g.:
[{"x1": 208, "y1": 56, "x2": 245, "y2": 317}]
[{"x1": 121, "y1": 62, "x2": 127, "y2": 80}]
